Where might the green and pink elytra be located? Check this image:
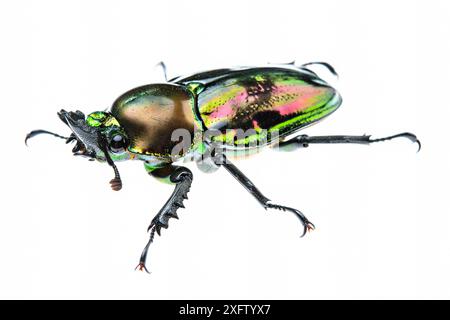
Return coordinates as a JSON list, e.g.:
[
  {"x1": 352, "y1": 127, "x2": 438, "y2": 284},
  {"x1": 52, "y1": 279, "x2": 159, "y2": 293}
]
[{"x1": 25, "y1": 62, "x2": 420, "y2": 273}]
